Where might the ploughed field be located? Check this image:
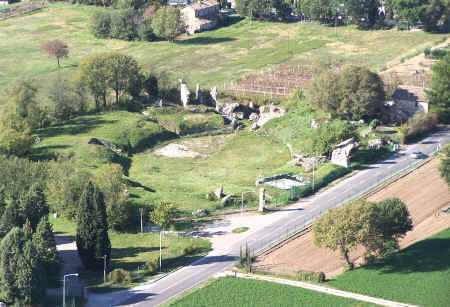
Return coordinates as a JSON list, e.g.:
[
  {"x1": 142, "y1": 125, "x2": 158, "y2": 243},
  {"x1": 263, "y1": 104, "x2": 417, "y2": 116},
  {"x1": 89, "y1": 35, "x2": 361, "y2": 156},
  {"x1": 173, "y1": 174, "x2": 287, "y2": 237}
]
[{"x1": 254, "y1": 157, "x2": 450, "y2": 280}]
